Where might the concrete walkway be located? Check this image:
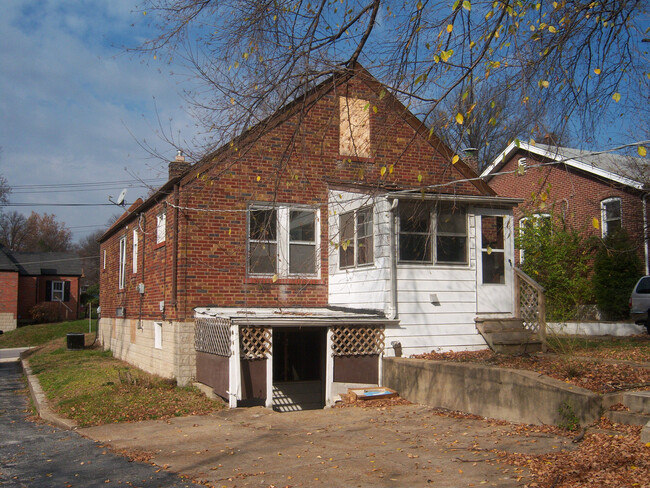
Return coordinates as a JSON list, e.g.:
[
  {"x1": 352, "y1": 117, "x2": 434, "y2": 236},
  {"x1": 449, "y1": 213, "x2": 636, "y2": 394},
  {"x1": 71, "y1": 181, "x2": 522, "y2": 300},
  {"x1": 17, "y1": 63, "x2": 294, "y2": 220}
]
[{"x1": 80, "y1": 405, "x2": 575, "y2": 487}]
